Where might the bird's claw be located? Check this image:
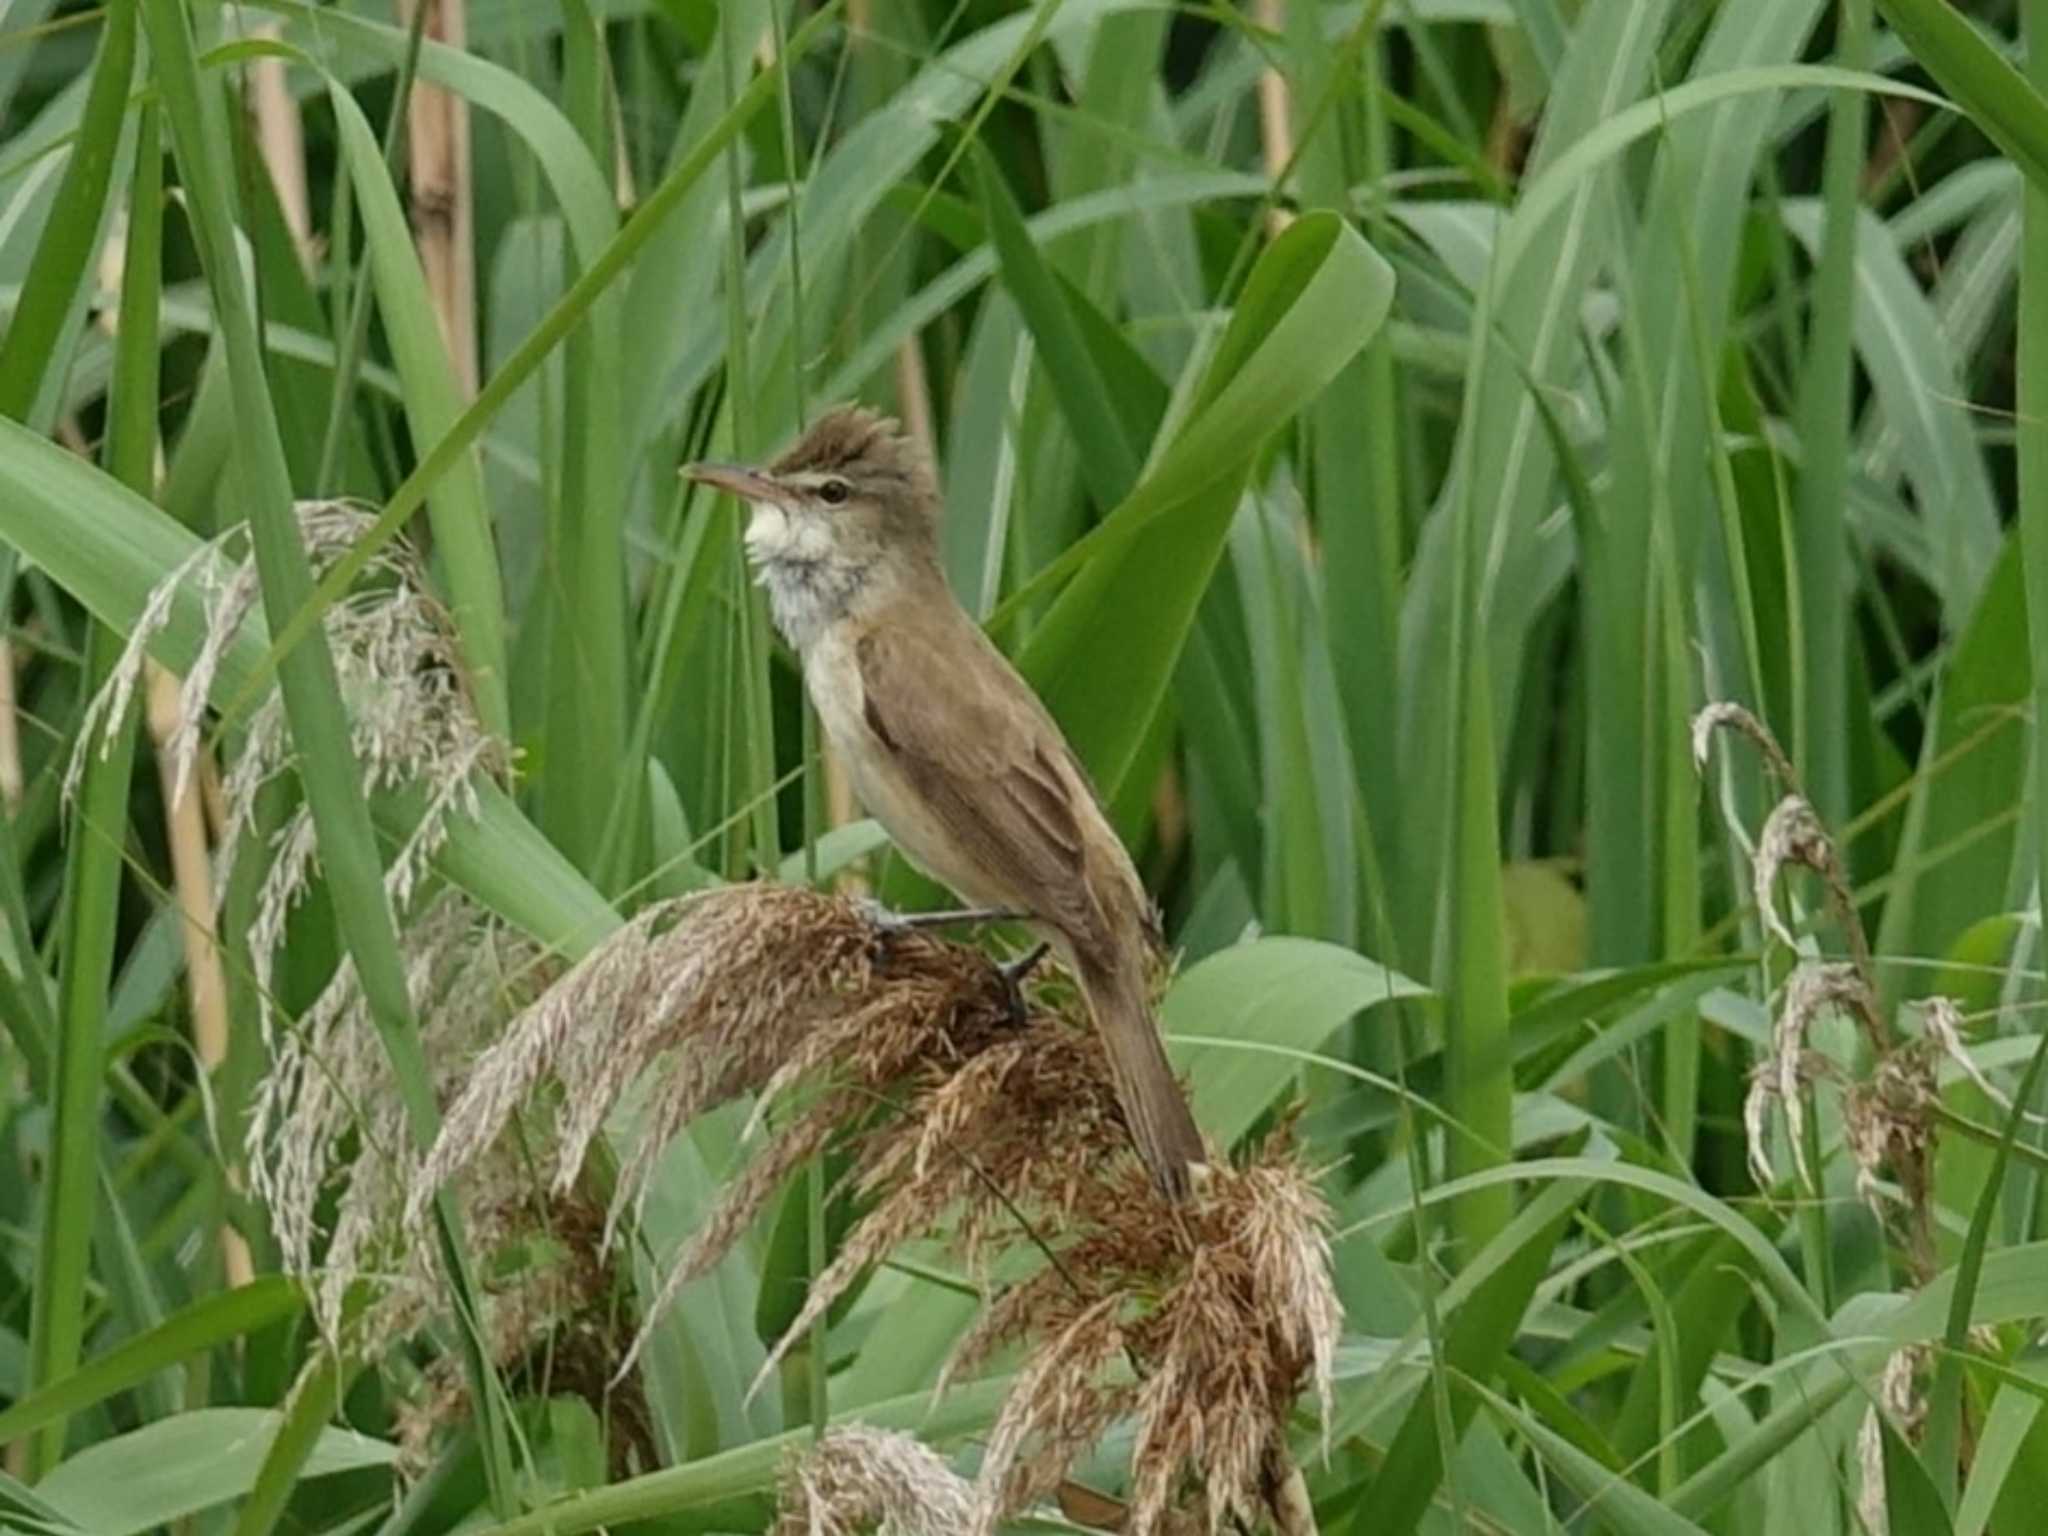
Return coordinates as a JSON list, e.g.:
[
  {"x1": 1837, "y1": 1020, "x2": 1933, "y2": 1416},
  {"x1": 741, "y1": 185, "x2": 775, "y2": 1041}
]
[
  {"x1": 998, "y1": 941, "x2": 1051, "y2": 1028},
  {"x1": 854, "y1": 896, "x2": 909, "y2": 933}
]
